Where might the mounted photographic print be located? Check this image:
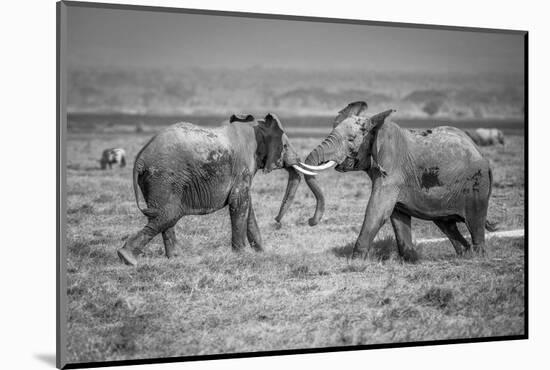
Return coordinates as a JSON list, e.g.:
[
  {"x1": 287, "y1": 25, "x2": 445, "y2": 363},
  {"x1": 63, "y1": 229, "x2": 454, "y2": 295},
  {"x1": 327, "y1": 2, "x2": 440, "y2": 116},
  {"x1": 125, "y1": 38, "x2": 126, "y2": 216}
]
[{"x1": 57, "y1": 1, "x2": 527, "y2": 368}]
